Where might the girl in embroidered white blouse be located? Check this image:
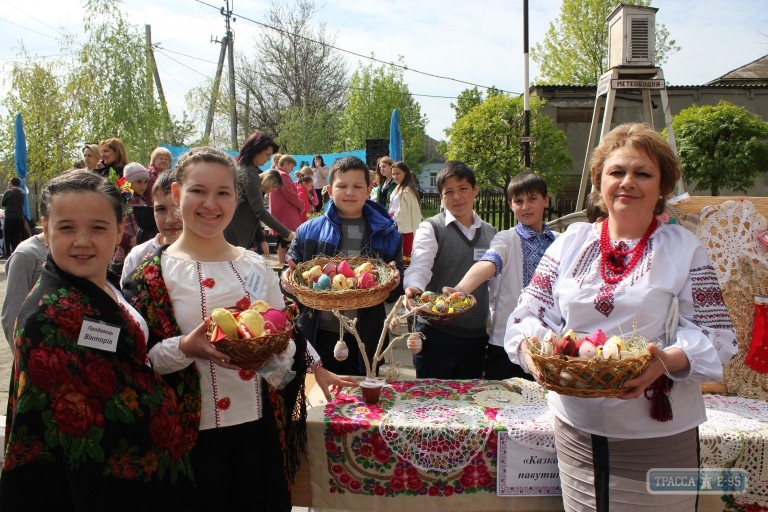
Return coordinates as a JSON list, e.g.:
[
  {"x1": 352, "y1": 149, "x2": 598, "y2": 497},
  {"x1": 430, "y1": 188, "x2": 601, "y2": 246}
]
[
  {"x1": 133, "y1": 147, "x2": 356, "y2": 512},
  {"x1": 504, "y1": 123, "x2": 736, "y2": 511}
]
